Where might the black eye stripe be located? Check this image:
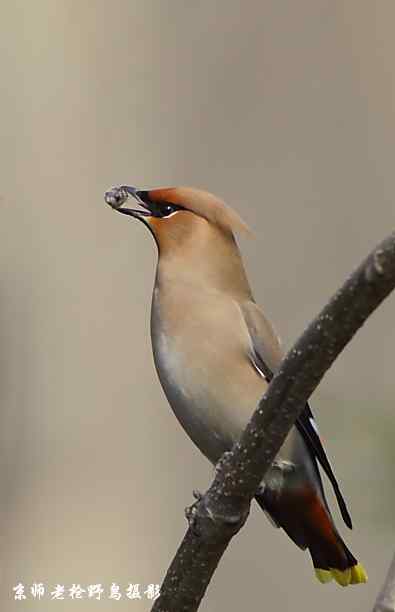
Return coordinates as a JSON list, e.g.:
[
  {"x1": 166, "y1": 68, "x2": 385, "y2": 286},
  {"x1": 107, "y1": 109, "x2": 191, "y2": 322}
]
[
  {"x1": 136, "y1": 190, "x2": 150, "y2": 204},
  {"x1": 136, "y1": 191, "x2": 184, "y2": 218}
]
